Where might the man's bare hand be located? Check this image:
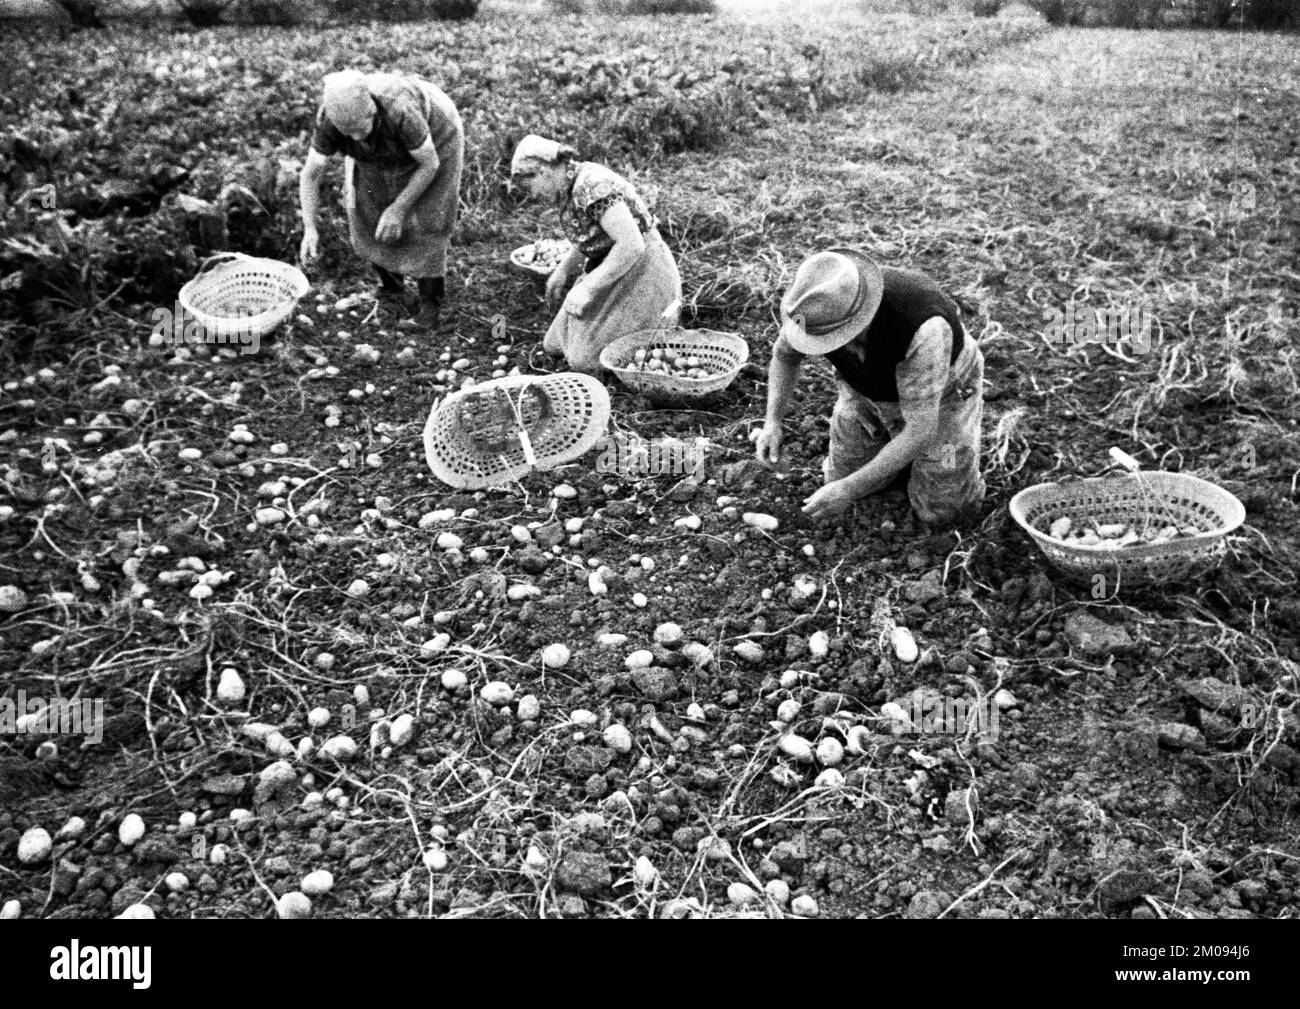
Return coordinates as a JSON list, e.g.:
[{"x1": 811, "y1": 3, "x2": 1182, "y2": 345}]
[
  {"x1": 802, "y1": 479, "x2": 857, "y2": 521},
  {"x1": 751, "y1": 422, "x2": 783, "y2": 465},
  {"x1": 299, "y1": 230, "x2": 319, "y2": 265}
]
